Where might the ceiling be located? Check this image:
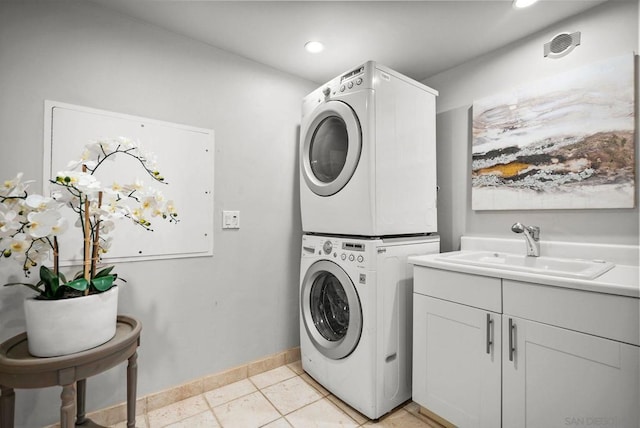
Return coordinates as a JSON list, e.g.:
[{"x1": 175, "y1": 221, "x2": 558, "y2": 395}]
[{"x1": 89, "y1": 0, "x2": 608, "y2": 84}]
